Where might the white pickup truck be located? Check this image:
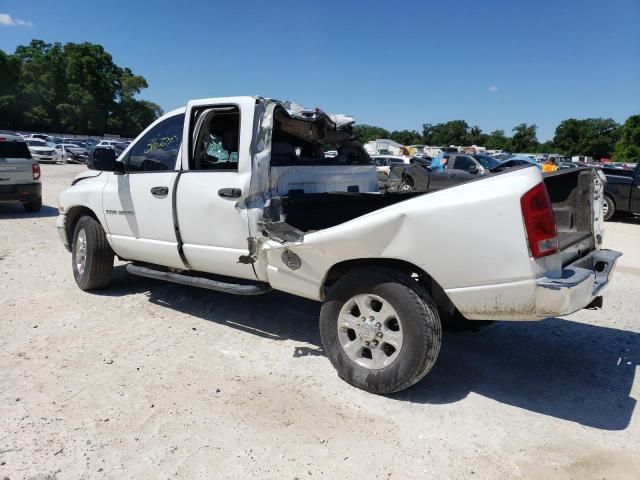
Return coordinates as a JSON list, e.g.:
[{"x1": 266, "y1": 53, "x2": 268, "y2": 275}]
[{"x1": 57, "y1": 96, "x2": 621, "y2": 394}]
